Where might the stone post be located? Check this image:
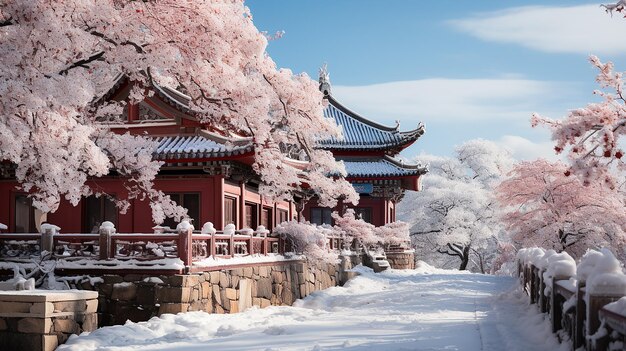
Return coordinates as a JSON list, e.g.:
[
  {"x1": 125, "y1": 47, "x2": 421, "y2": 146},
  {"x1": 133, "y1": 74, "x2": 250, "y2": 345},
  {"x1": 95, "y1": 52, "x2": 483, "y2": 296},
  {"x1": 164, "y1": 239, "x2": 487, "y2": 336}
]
[
  {"x1": 98, "y1": 221, "x2": 115, "y2": 260},
  {"x1": 39, "y1": 223, "x2": 60, "y2": 255}
]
